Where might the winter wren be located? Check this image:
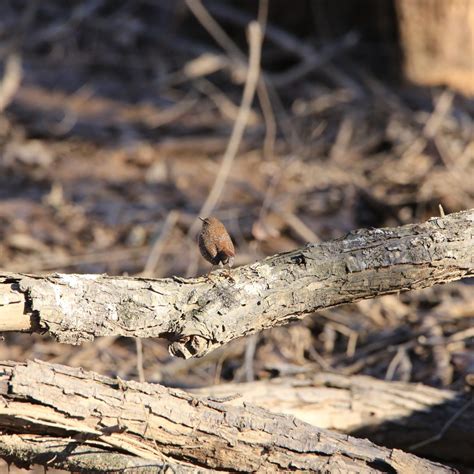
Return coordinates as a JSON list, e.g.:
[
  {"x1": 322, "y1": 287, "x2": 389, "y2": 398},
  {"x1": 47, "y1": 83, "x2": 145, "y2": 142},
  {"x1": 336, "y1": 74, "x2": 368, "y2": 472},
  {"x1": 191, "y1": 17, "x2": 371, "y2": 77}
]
[{"x1": 198, "y1": 217, "x2": 235, "y2": 269}]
